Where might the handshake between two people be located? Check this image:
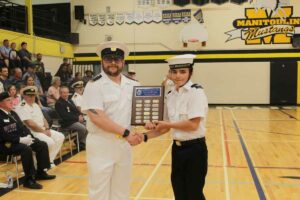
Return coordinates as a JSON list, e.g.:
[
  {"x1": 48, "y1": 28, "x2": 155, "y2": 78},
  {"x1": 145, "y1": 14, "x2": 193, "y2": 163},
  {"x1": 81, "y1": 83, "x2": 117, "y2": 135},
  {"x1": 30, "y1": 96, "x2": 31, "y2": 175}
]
[{"x1": 125, "y1": 120, "x2": 171, "y2": 146}]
